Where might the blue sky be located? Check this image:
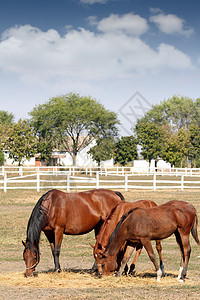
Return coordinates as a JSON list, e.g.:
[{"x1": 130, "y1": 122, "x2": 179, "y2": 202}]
[{"x1": 0, "y1": 0, "x2": 199, "y2": 135}]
